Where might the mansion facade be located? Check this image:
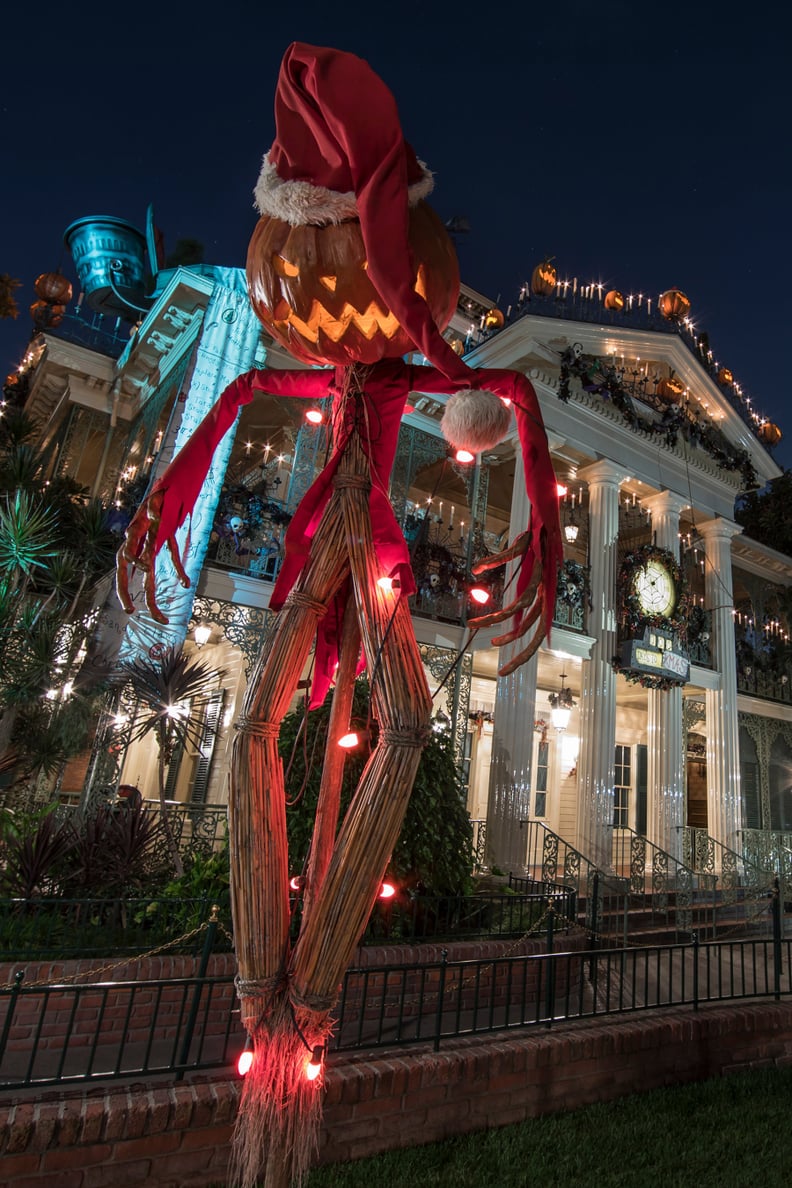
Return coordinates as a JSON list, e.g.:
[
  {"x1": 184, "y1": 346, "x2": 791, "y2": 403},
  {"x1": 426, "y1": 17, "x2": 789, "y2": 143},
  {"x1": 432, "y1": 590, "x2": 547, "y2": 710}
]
[{"x1": 12, "y1": 218, "x2": 792, "y2": 889}]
